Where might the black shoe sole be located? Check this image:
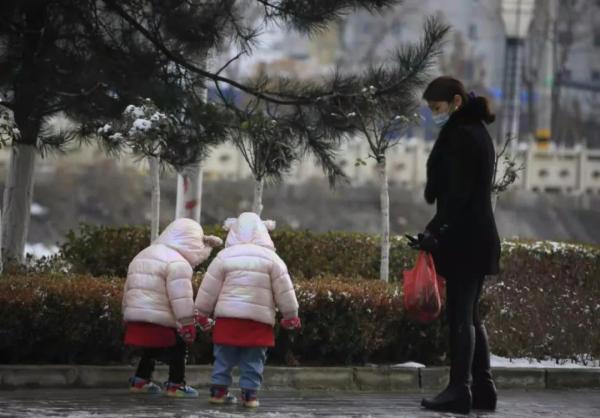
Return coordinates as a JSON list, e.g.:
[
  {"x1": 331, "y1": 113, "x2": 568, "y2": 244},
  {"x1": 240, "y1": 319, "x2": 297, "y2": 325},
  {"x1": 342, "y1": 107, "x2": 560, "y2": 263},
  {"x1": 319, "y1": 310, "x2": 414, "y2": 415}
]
[{"x1": 421, "y1": 399, "x2": 471, "y2": 415}]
